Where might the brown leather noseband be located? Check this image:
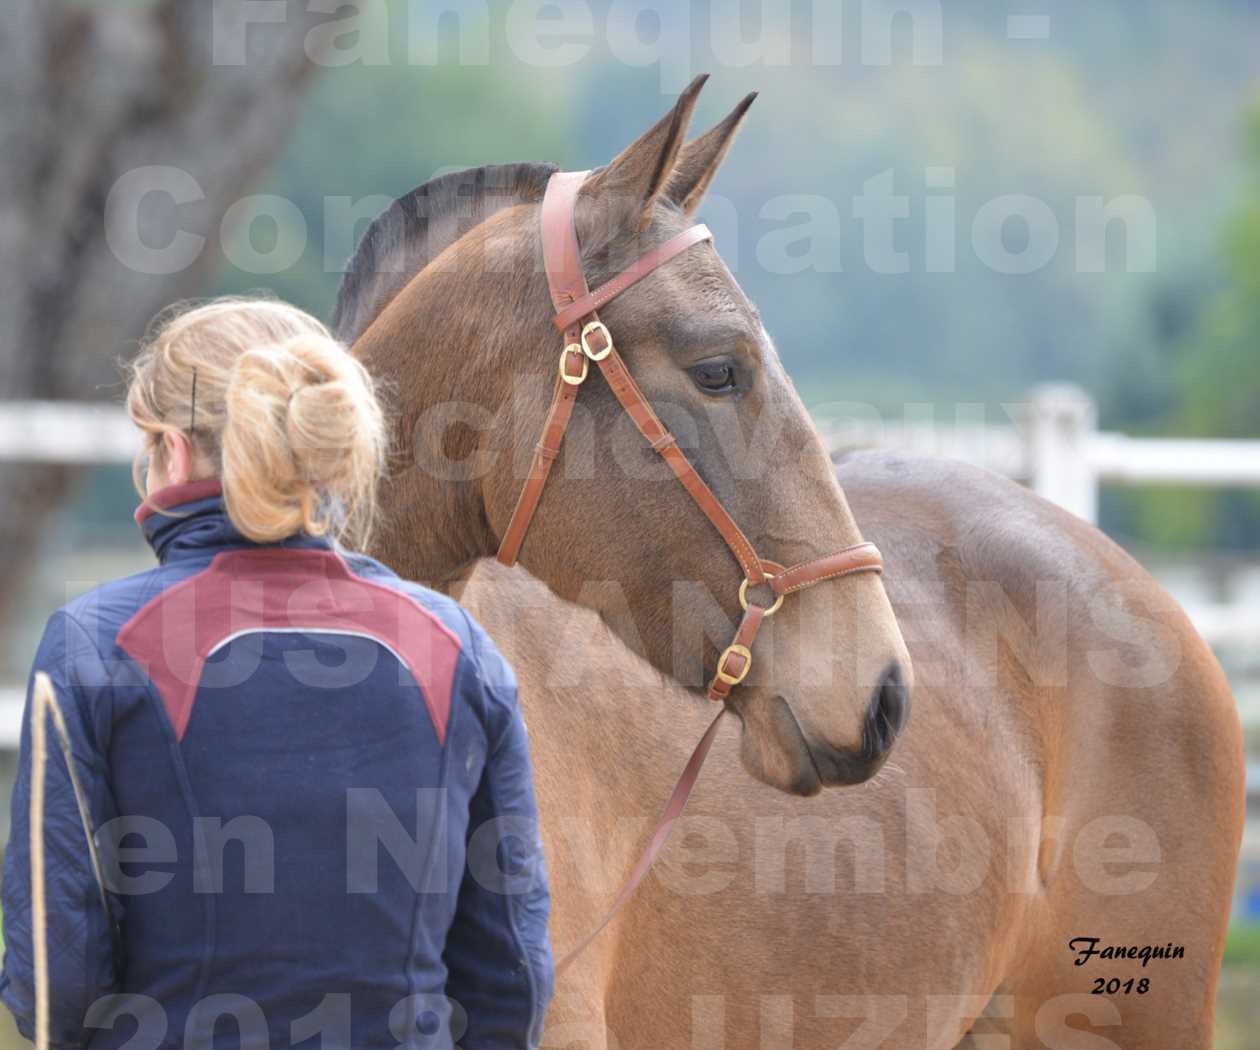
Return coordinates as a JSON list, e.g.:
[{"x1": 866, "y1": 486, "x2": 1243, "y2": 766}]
[{"x1": 497, "y1": 170, "x2": 884, "y2": 702}]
